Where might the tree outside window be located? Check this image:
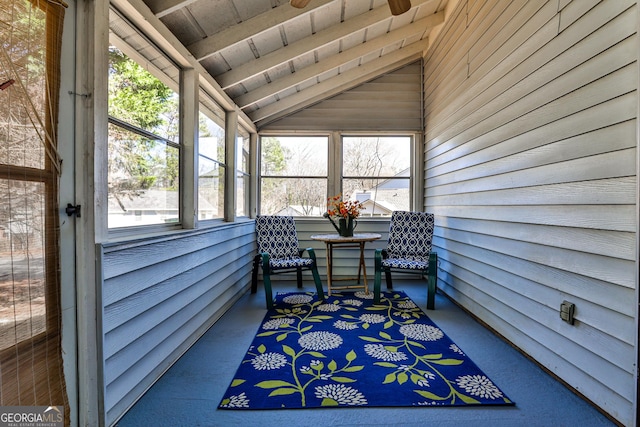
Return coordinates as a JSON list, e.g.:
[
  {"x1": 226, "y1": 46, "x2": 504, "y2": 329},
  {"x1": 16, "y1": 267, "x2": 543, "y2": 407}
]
[
  {"x1": 107, "y1": 46, "x2": 180, "y2": 228},
  {"x1": 260, "y1": 136, "x2": 328, "y2": 216},
  {"x1": 342, "y1": 136, "x2": 411, "y2": 217}
]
